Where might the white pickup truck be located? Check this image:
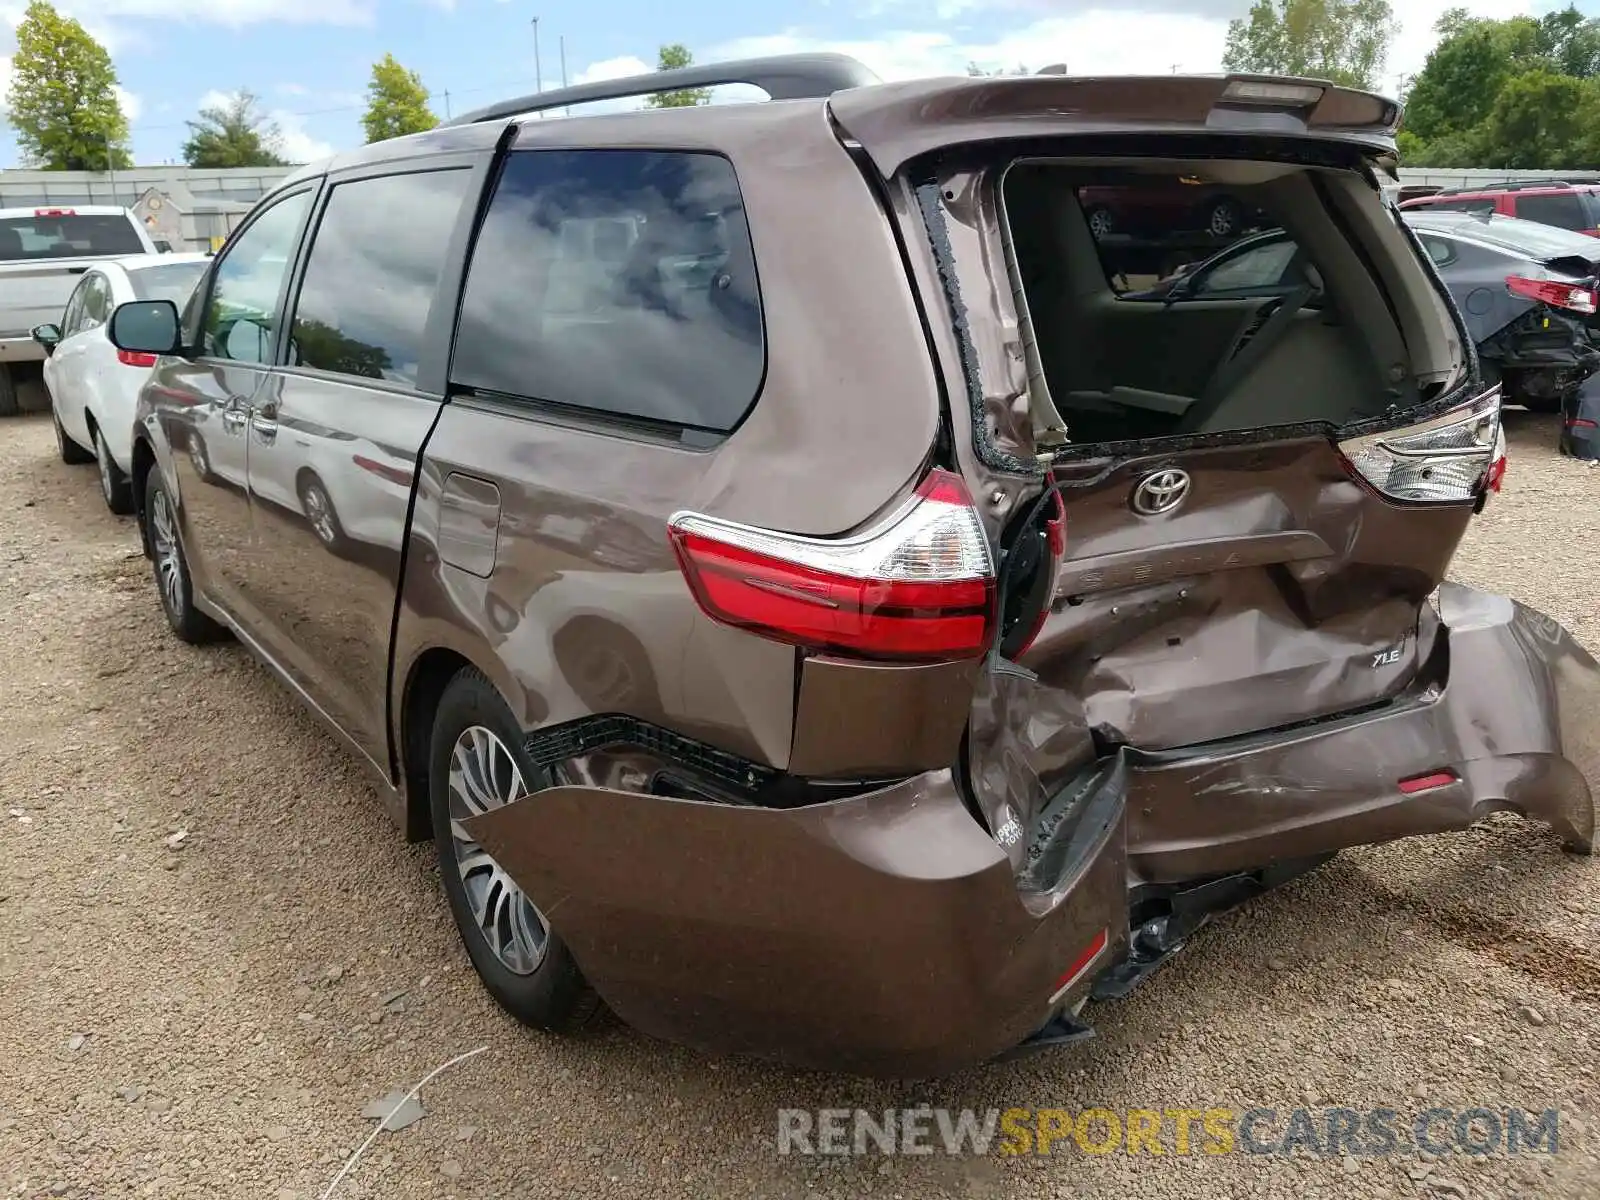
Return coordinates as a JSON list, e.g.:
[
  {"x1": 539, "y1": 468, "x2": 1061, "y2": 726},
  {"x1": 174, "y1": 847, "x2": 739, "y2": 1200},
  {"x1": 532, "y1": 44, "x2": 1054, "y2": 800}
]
[{"x1": 0, "y1": 205, "x2": 158, "y2": 416}]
